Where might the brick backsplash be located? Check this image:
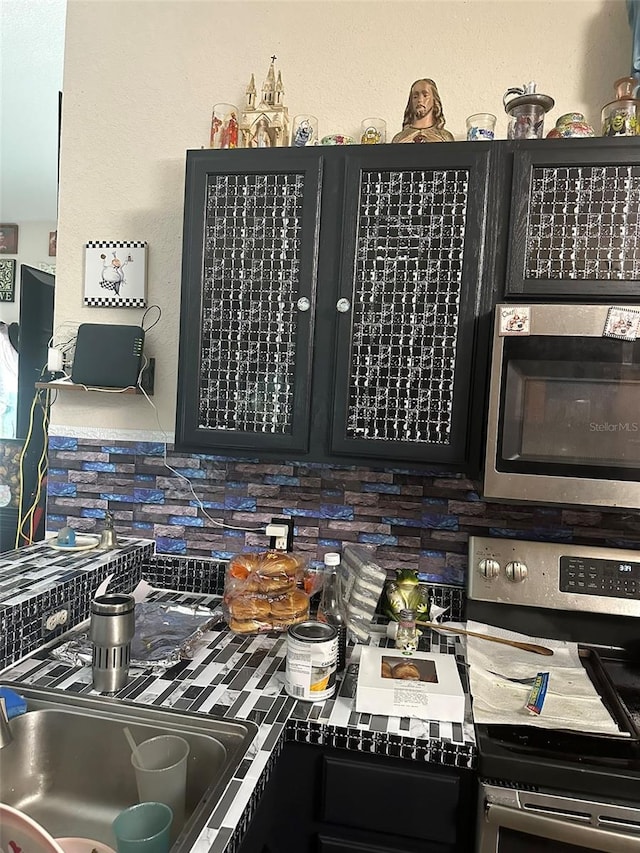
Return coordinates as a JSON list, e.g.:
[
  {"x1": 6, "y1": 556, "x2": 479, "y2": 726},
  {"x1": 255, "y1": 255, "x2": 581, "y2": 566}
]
[{"x1": 46, "y1": 436, "x2": 640, "y2": 586}]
